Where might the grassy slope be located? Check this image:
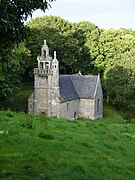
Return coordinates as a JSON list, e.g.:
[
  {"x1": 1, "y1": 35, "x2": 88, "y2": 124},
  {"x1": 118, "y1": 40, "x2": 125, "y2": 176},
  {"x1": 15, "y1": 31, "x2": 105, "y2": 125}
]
[{"x1": 0, "y1": 107, "x2": 135, "y2": 179}]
